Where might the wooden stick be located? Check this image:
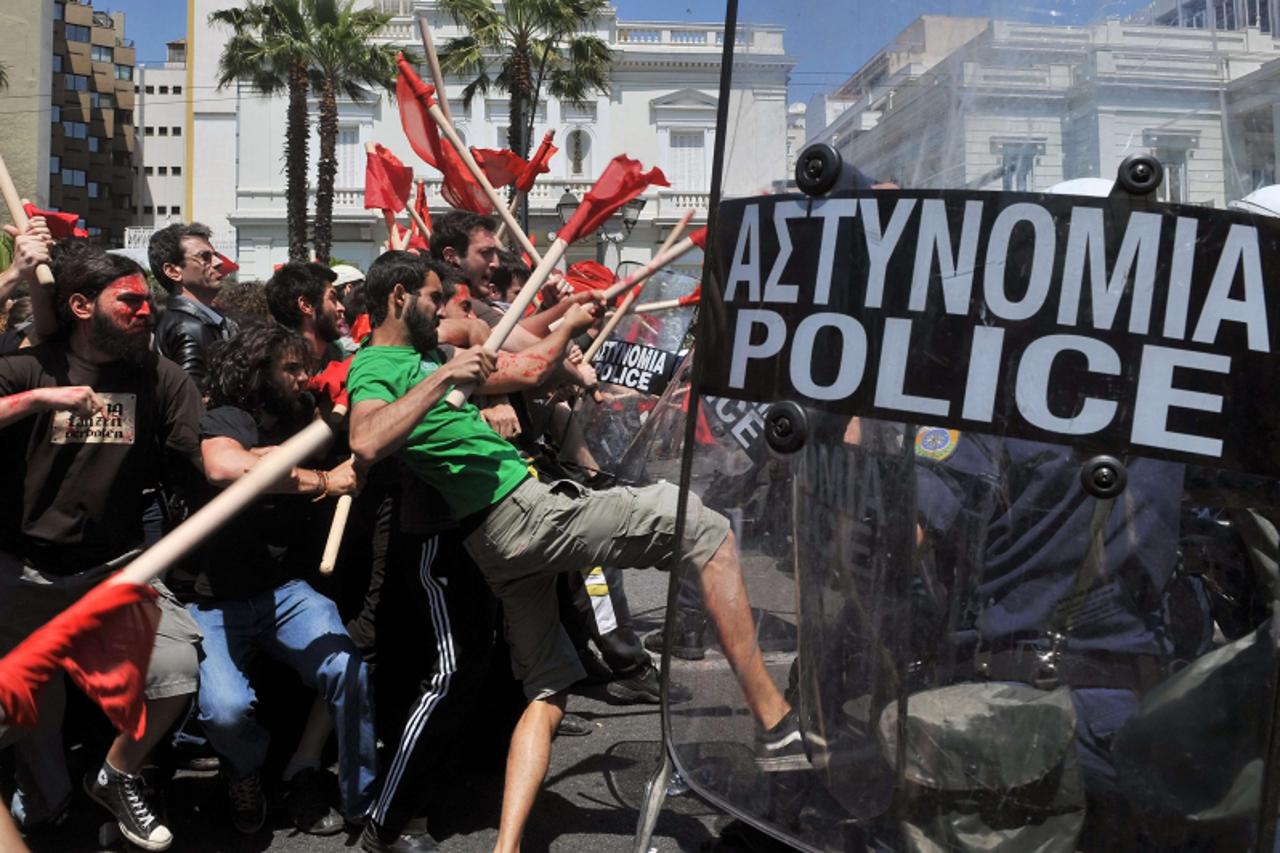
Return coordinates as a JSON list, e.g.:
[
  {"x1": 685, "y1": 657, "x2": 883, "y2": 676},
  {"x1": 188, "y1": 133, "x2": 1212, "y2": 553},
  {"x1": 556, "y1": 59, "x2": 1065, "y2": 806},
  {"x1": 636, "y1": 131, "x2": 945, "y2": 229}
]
[
  {"x1": 599, "y1": 232, "x2": 701, "y2": 302},
  {"x1": 406, "y1": 183, "x2": 431, "y2": 240},
  {"x1": 582, "y1": 210, "x2": 694, "y2": 363},
  {"x1": 631, "y1": 296, "x2": 696, "y2": 314},
  {"x1": 415, "y1": 14, "x2": 454, "y2": 126},
  {"x1": 318, "y1": 405, "x2": 353, "y2": 576},
  {"x1": 444, "y1": 236, "x2": 570, "y2": 408},
  {"x1": 0, "y1": 154, "x2": 55, "y2": 288},
  {"x1": 110, "y1": 420, "x2": 333, "y2": 588},
  {"x1": 494, "y1": 191, "x2": 524, "y2": 245}
]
